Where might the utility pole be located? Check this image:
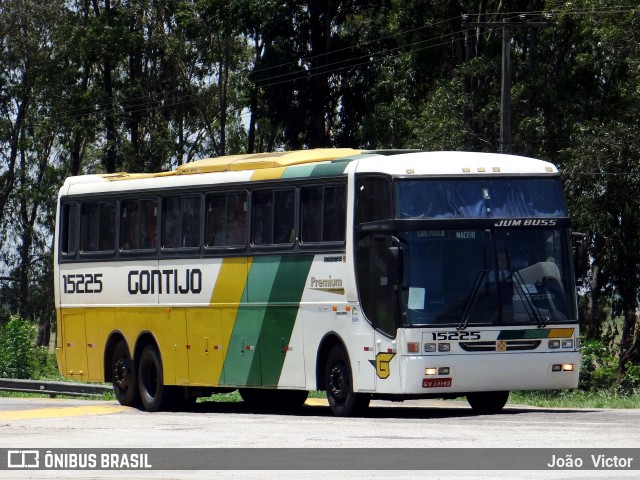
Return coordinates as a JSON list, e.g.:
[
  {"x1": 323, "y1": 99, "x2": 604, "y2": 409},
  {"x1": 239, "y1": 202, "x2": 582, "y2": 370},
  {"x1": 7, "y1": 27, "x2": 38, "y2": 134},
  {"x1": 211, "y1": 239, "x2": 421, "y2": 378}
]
[
  {"x1": 463, "y1": 15, "x2": 548, "y2": 154},
  {"x1": 500, "y1": 18, "x2": 512, "y2": 154}
]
